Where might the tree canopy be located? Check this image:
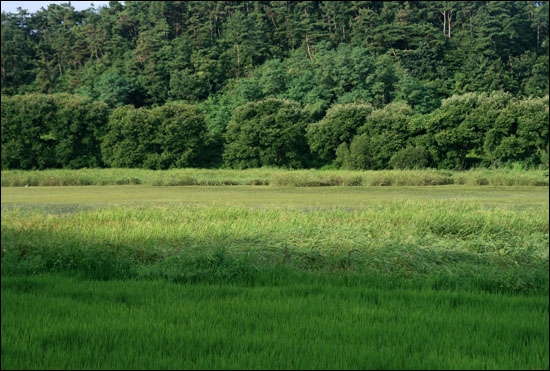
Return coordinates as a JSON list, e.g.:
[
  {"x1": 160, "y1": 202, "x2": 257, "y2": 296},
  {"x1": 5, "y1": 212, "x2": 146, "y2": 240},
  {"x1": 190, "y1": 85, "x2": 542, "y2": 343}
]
[
  {"x1": 2, "y1": 1, "x2": 547, "y2": 103},
  {"x1": 1, "y1": 1, "x2": 548, "y2": 170}
]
